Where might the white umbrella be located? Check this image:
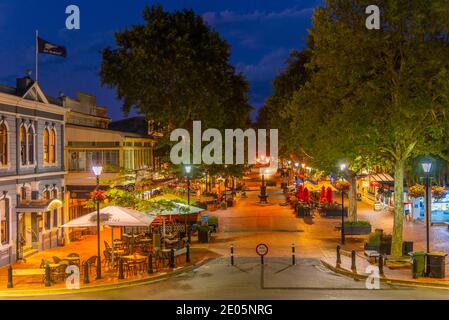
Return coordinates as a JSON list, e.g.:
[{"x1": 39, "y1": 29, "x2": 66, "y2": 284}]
[{"x1": 62, "y1": 206, "x2": 156, "y2": 266}]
